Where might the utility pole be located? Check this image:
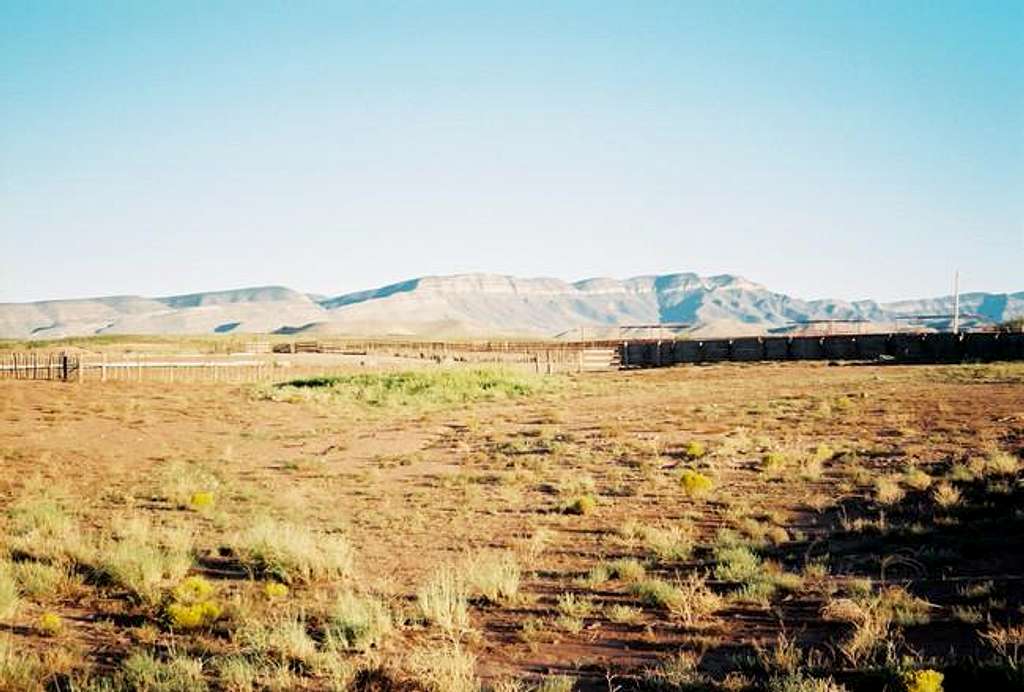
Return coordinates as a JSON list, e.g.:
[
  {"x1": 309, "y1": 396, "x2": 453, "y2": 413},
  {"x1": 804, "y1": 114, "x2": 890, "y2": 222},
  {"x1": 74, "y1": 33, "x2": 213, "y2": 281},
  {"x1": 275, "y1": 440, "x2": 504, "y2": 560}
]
[{"x1": 952, "y1": 270, "x2": 961, "y2": 333}]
